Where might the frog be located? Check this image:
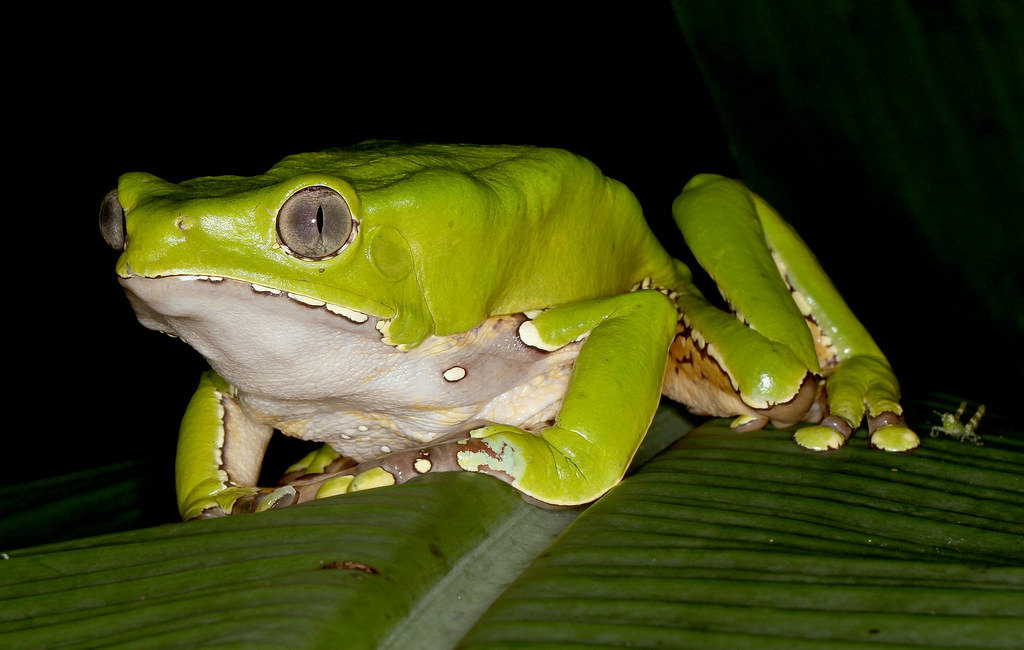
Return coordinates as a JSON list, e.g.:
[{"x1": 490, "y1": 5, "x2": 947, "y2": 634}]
[{"x1": 99, "y1": 142, "x2": 919, "y2": 520}]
